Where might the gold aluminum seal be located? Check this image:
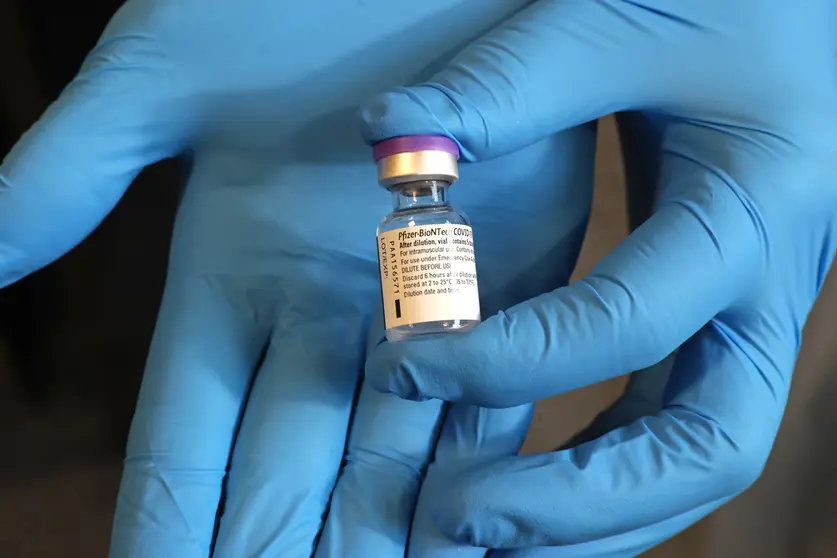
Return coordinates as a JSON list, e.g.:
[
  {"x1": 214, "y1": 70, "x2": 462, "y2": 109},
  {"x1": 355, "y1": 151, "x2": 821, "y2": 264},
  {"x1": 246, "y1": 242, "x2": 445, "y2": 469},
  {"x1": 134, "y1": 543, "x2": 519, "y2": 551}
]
[{"x1": 377, "y1": 150, "x2": 459, "y2": 188}]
